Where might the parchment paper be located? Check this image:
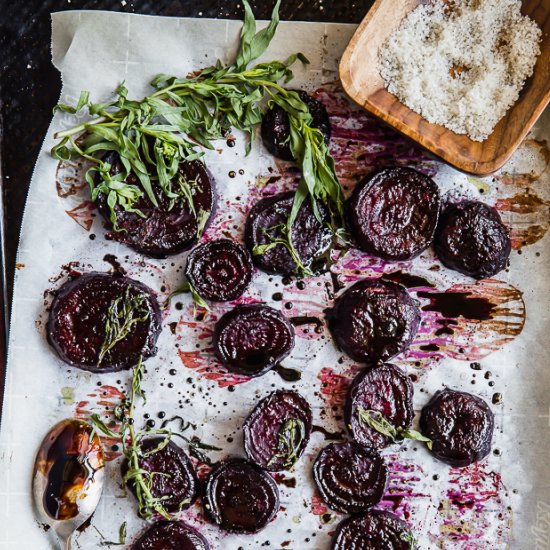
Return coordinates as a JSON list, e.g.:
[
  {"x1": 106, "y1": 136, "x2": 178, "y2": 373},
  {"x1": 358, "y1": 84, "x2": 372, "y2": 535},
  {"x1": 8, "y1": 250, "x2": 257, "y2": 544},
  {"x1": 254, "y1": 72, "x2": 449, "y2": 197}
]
[{"x1": 0, "y1": 10, "x2": 549, "y2": 550}]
